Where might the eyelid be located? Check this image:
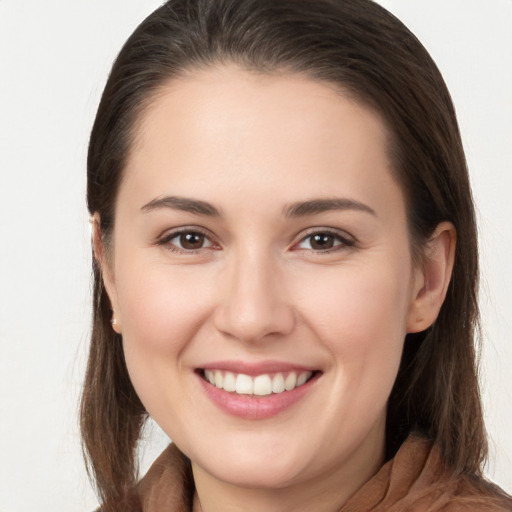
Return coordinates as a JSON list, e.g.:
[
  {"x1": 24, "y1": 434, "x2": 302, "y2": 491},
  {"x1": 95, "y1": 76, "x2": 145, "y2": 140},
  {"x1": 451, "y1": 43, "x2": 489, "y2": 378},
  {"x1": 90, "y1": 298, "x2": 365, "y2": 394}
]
[
  {"x1": 292, "y1": 227, "x2": 356, "y2": 252},
  {"x1": 154, "y1": 225, "x2": 355, "y2": 254},
  {"x1": 156, "y1": 226, "x2": 219, "y2": 253}
]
